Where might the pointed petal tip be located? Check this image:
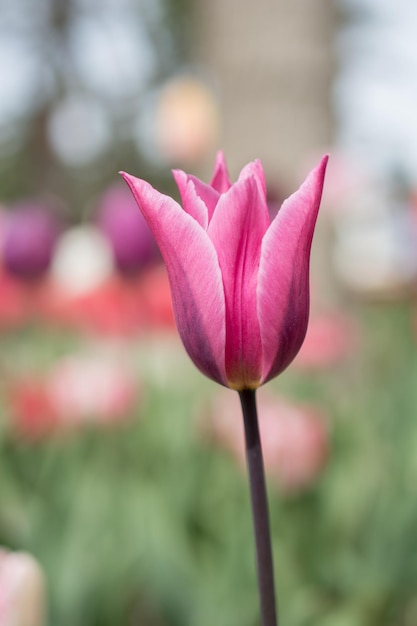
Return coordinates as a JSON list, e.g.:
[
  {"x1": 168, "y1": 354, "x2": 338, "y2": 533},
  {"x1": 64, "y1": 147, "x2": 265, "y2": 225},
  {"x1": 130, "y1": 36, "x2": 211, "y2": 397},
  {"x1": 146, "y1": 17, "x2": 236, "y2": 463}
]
[
  {"x1": 317, "y1": 153, "x2": 330, "y2": 175},
  {"x1": 119, "y1": 171, "x2": 147, "y2": 200},
  {"x1": 171, "y1": 168, "x2": 187, "y2": 186},
  {"x1": 299, "y1": 154, "x2": 329, "y2": 199},
  {"x1": 171, "y1": 167, "x2": 186, "y2": 176},
  {"x1": 213, "y1": 150, "x2": 228, "y2": 174},
  {"x1": 211, "y1": 150, "x2": 231, "y2": 193},
  {"x1": 119, "y1": 170, "x2": 135, "y2": 185},
  {"x1": 237, "y1": 158, "x2": 267, "y2": 195},
  {"x1": 311, "y1": 153, "x2": 330, "y2": 192}
]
